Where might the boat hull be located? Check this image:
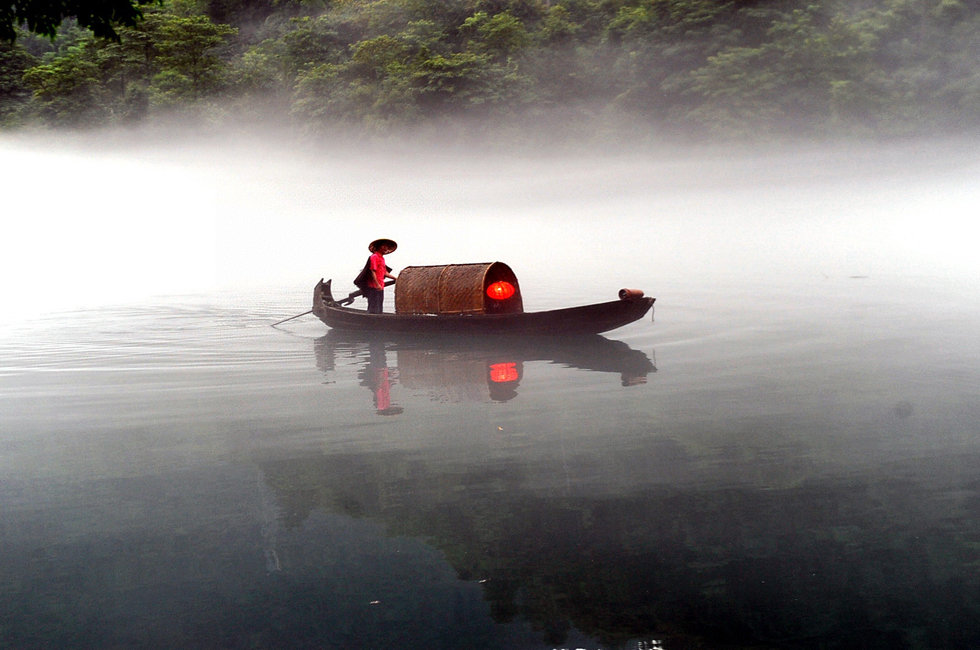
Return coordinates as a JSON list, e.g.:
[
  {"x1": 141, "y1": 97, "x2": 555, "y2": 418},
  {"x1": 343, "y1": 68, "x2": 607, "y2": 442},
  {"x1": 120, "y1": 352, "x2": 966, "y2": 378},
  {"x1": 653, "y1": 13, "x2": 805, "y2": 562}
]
[{"x1": 313, "y1": 279, "x2": 654, "y2": 336}]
